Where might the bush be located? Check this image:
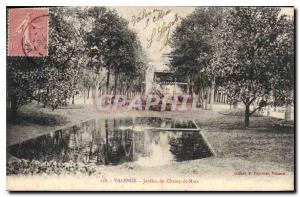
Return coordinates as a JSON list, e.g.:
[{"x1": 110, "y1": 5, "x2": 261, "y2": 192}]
[{"x1": 7, "y1": 159, "x2": 97, "y2": 176}]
